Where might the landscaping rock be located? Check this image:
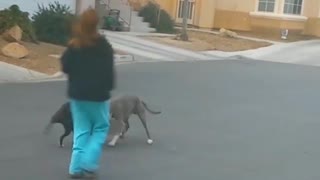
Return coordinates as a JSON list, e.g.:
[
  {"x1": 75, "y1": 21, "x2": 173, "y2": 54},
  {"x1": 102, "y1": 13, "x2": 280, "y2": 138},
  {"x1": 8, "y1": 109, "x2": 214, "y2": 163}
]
[
  {"x1": 1, "y1": 42, "x2": 29, "y2": 59},
  {"x1": 219, "y1": 28, "x2": 238, "y2": 38},
  {"x1": 174, "y1": 34, "x2": 181, "y2": 40},
  {"x1": 2, "y1": 25, "x2": 23, "y2": 42}
]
